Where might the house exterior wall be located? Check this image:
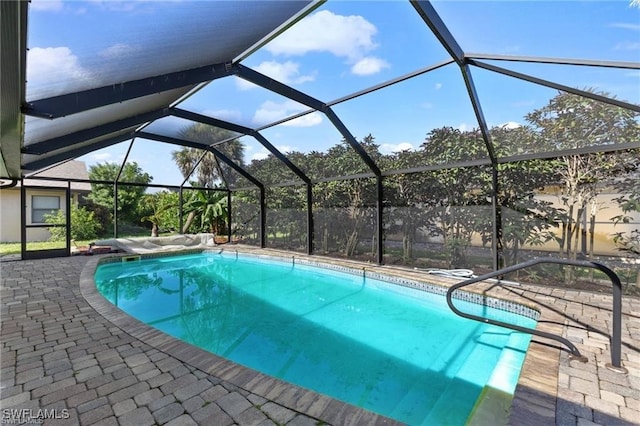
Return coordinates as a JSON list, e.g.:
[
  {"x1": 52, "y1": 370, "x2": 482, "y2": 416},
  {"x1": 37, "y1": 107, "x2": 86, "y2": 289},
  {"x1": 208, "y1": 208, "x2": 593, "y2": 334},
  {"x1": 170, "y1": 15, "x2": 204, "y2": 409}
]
[
  {"x1": 0, "y1": 188, "x2": 70, "y2": 243},
  {"x1": 0, "y1": 189, "x2": 21, "y2": 242},
  {"x1": 1, "y1": 160, "x2": 90, "y2": 244},
  {"x1": 530, "y1": 191, "x2": 640, "y2": 256},
  {"x1": 401, "y1": 189, "x2": 638, "y2": 258},
  {"x1": 25, "y1": 188, "x2": 68, "y2": 242}
]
